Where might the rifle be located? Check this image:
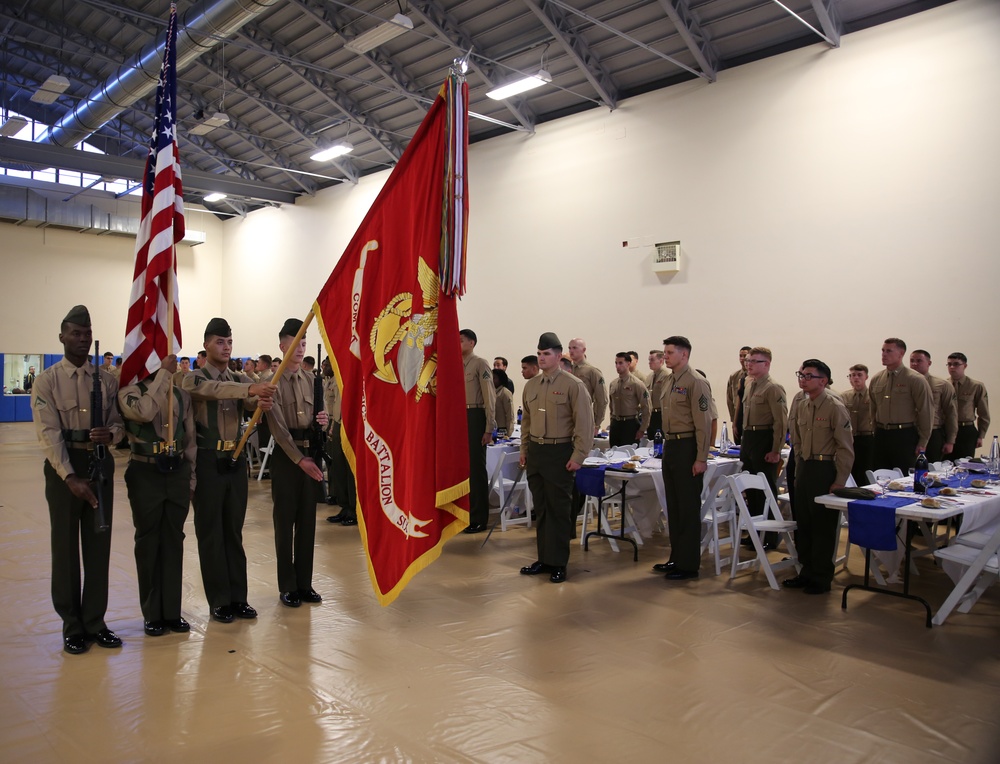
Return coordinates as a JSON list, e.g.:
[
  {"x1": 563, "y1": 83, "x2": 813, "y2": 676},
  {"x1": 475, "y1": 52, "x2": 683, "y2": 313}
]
[
  {"x1": 311, "y1": 344, "x2": 333, "y2": 475},
  {"x1": 89, "y1": 341, "x2": 110, "y2": 533}
]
